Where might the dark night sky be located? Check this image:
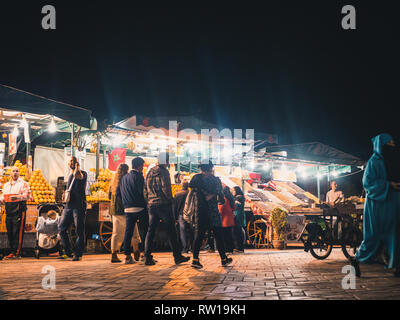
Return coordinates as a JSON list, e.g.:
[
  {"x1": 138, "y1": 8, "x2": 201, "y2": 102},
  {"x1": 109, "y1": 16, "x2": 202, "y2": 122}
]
[{"x1": 1, "y1": 1, "x2": 400, "y2": 161}]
